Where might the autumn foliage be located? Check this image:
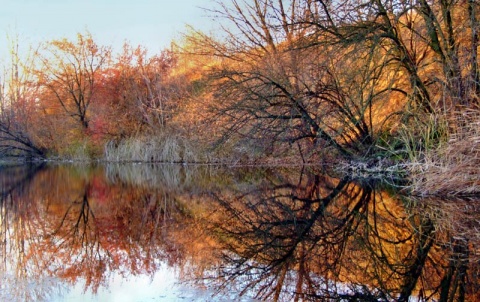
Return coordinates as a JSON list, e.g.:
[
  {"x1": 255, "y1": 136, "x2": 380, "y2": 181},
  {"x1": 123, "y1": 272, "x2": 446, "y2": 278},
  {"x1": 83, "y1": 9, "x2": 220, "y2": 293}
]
[{"x1": 0, "y1": 1, "x2": 478, "y2": 186}]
